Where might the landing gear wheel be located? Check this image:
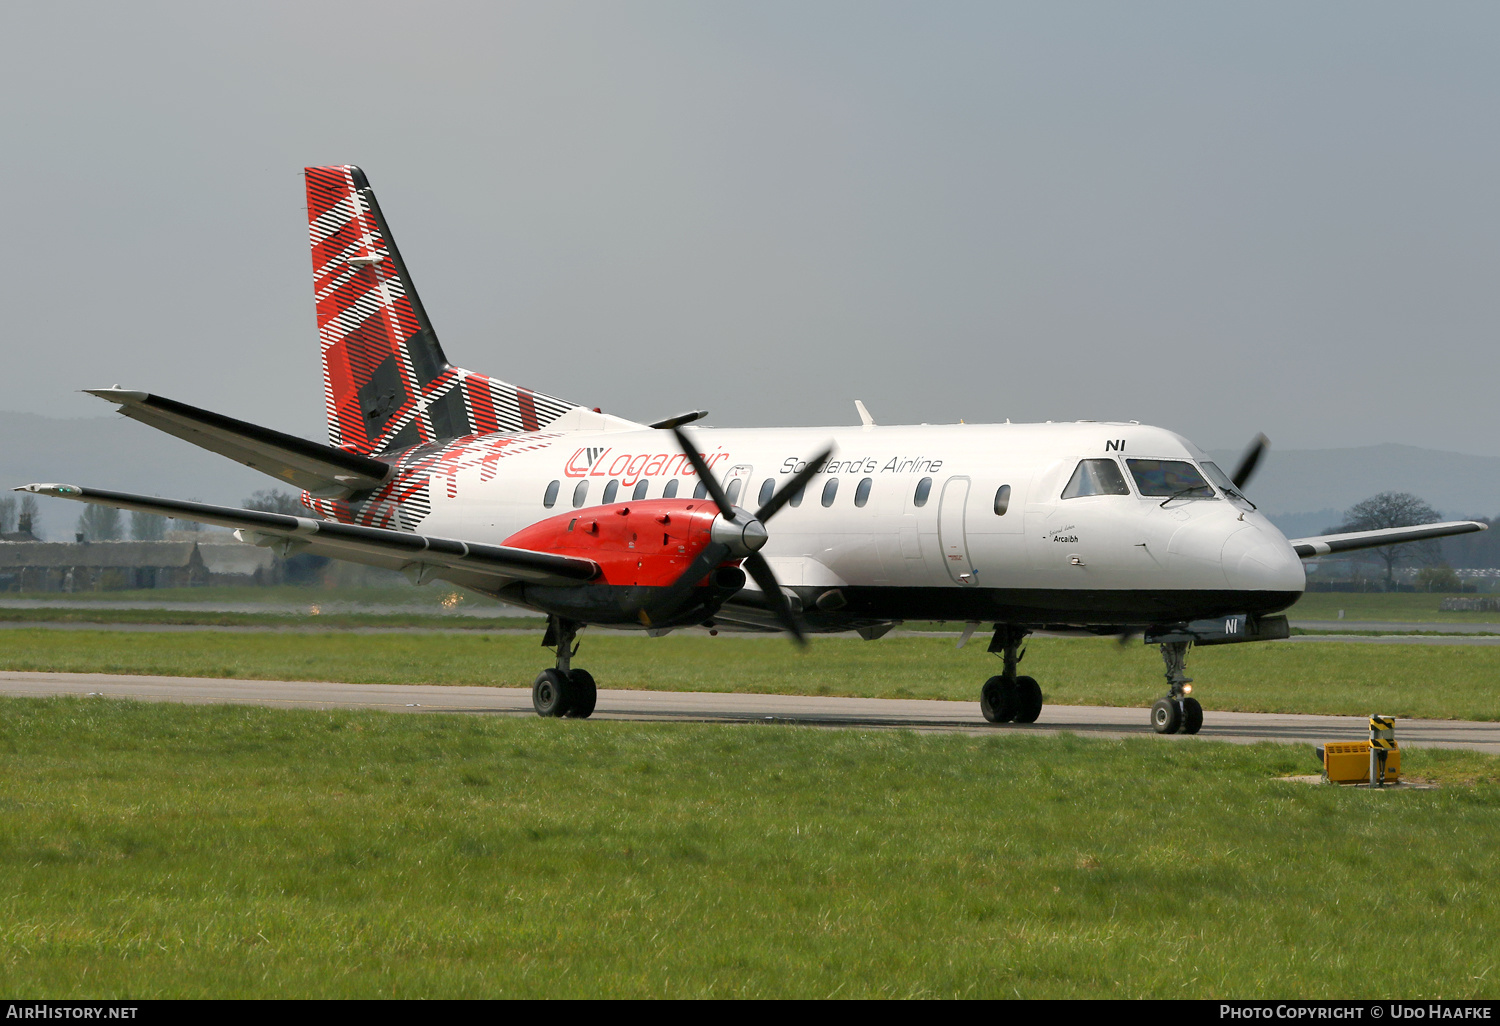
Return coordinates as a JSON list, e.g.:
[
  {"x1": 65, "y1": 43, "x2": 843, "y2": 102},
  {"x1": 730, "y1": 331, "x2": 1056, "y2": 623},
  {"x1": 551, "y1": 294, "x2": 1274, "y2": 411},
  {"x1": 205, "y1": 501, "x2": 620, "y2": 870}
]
[
  {"x1": 532, "y1": 669, "x2": 573, "y2": 718},
  {"x1": 980, "y1": 676, "x2": 1017, "y2": 723},
  {"x1": 1012, "y1": 676, "x2": 1043, "y2": 724},
  {"x1": 565, "y1": 669, "x2": 597, "y2": 719},
  {"x1": 1180, "y1": 696, "x2": 1203, "y2": 735},
  {"x1": 1151, "y1": 697, "x2": 1182, "y2": 735}
]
